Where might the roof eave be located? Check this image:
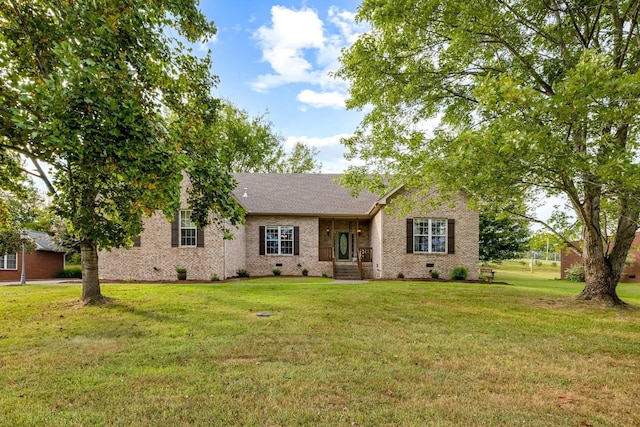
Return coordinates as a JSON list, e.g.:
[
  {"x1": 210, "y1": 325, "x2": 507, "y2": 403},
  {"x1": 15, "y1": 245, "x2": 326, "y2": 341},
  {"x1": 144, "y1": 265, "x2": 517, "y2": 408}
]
[{"x1": 245, "y1": 211, "x2": 374, "y2": 218}]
